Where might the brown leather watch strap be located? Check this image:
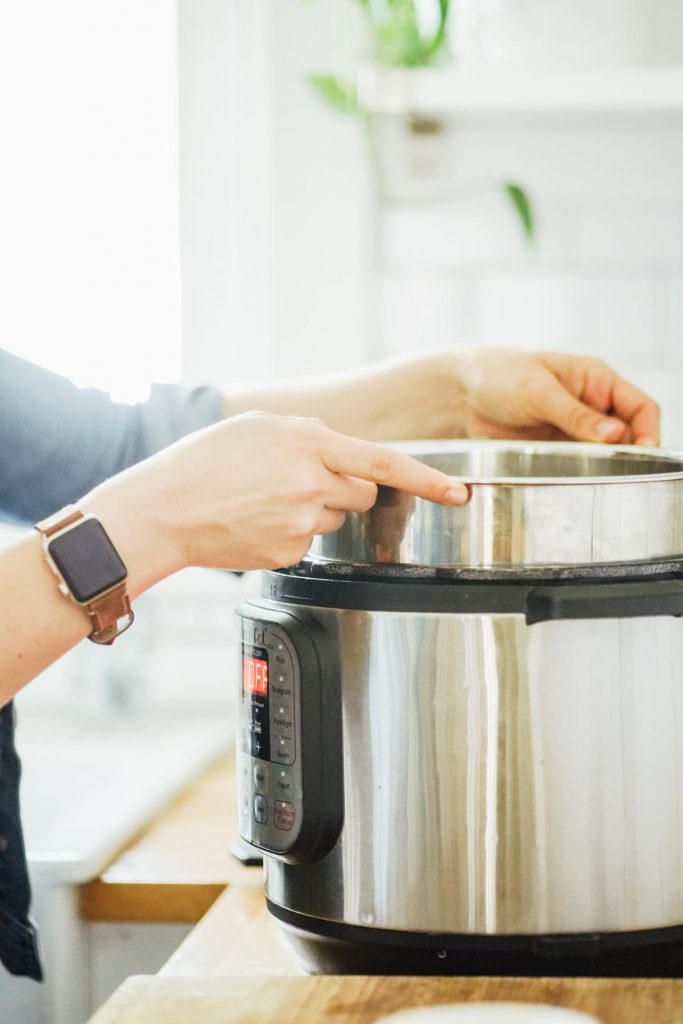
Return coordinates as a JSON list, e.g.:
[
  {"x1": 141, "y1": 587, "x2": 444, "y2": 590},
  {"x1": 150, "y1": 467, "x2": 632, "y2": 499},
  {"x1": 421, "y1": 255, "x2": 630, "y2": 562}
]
[
  {"x1": 37, "y1": 504, "x2": 83, "y2": 538},
  {"x1": 35, "y1": 505, "x2": 134, "y2": 646},
  {"x1": 87, "y1": 582, "x2": 134, "y2": 646}
]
